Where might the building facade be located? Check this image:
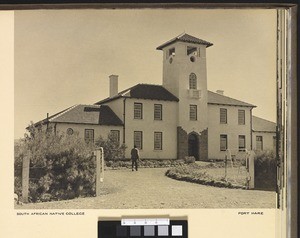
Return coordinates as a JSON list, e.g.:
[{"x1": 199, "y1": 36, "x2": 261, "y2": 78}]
[{"x1": 33, "y1": 33, "x2": 276, "y2": 161}]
